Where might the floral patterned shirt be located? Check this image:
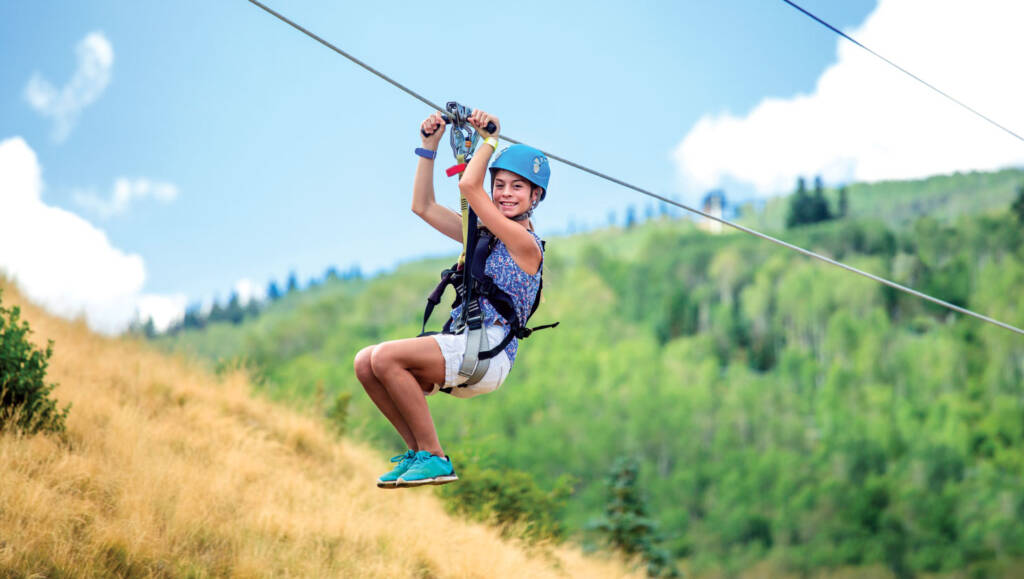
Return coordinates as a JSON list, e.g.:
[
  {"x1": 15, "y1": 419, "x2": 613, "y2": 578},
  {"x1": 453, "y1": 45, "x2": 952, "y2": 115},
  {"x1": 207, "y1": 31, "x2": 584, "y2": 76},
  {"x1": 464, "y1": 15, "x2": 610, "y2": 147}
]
[{"x1": 450, "y1": 231, "x2": 543, "y2": 364}]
